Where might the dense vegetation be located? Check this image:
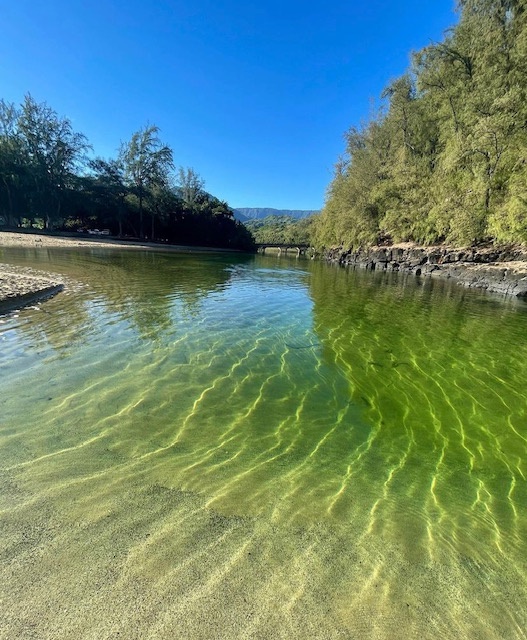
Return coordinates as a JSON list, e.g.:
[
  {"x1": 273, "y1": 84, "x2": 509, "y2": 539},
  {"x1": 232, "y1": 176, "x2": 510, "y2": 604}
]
[
  {"x1": 313, "y1": 0, "x2": 527, "y2": 250},
  {"x1": 234, "y1": 208, "x2": 318, "y2": 222},
  {"x1": 244, "y1": 215, "x2": 315, "y2": 245},
  {"x1": 0, "y1": 95, "x2": 254, "y2": 250}
]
